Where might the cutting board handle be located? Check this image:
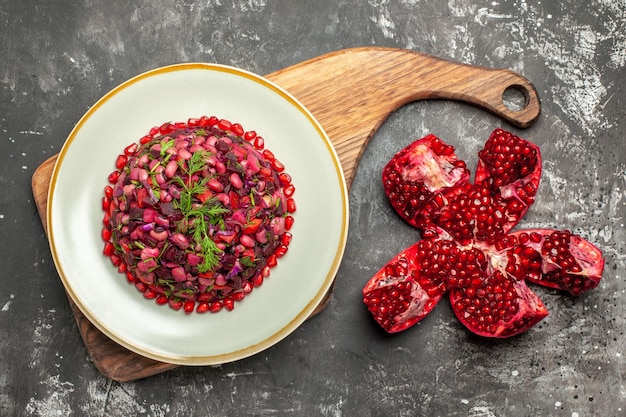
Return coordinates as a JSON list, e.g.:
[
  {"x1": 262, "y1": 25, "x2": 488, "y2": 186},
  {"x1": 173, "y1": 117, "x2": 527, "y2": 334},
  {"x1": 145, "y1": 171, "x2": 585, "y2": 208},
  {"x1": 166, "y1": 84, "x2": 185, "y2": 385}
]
[{"x1": 268, "y1": 47, "x2": 540, "y2": 188}]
